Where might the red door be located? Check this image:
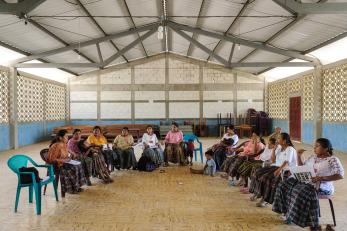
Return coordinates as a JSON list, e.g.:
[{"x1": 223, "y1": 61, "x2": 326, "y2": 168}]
[{"x1": 289, "y1": 96, "x2": 301, "y2": 141}]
